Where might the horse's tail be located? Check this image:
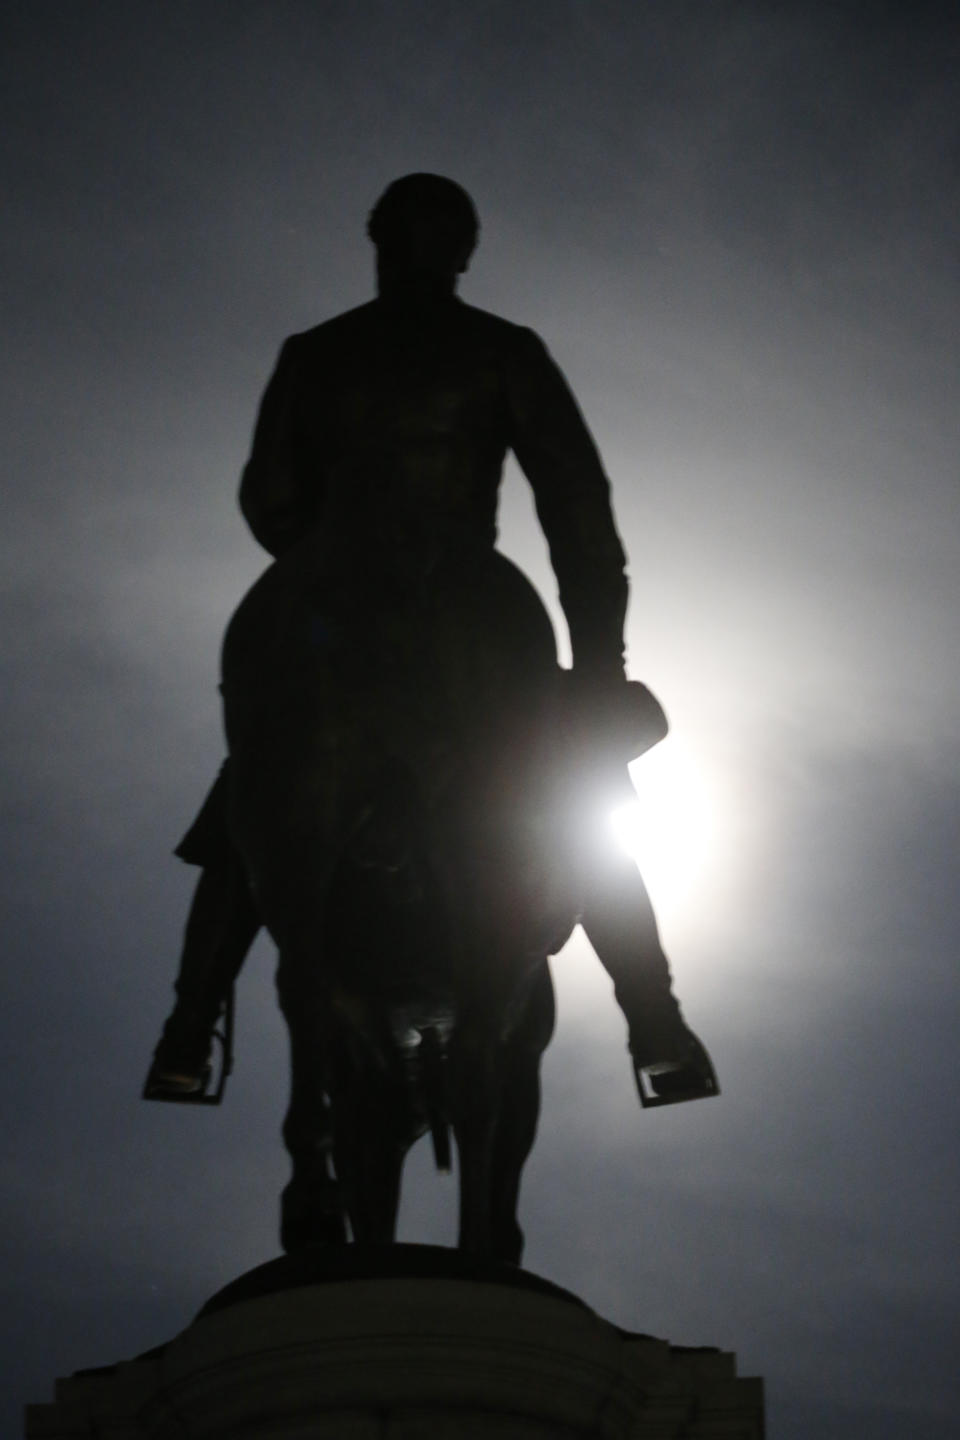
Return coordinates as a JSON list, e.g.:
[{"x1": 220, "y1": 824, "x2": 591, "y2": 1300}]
[{"x1": 419, "y1": 1025, "x2": 451, "y2": 1172}]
